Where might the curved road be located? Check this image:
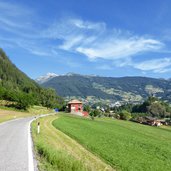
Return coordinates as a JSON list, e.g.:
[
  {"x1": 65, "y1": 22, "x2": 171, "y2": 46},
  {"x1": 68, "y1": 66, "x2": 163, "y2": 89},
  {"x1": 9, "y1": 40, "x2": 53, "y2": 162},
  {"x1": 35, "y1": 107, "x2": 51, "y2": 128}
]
[{"x1": 0, "y1": 117, "x2": 36, "y2": 171}]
